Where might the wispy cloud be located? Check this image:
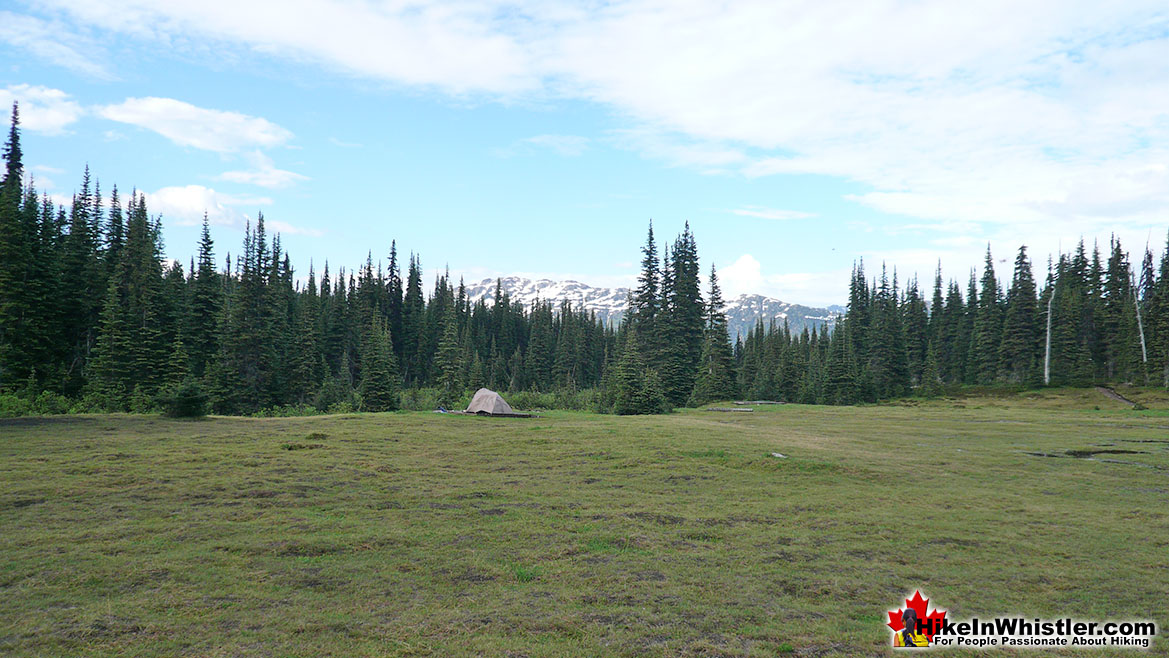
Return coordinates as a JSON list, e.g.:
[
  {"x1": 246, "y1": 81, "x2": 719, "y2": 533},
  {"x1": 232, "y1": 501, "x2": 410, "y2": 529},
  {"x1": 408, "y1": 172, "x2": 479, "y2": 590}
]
[
  {"x1": 0, "y1": 85, "x2": 85, "y2": 135},
  {"x1": 16, "y1": 0, "x2": 1169, "y2": 278},
  {"x1": 145, "y1": 184, "x2": 321, "y2": 236},
  {"x1": 731, "y1": 206, "x2": 815, "y2": 221},
  {"x1": 522, "y1": 134, "x2": 589, "y2": 156},
  {"x1": 35, "y1": 0, "x2": 536, "y2": 95},
  {"x1": 98, "y1": 97, "x2": 293, "y2": 152},
  {"x1": 329, "y1": 137, "x2": 363, "y2": 148},
  {"x1": 607, "y1": 128, "x2": 746, "y2": 170},
  {"x1": 217, "y1": 151, "x2": 308, "y2": 189},
  {"x1": 0, "y1": 11, "x2": 111, "y2": 79},
  {"x1": 495, "y1": 134, "x2": 590, "y2": 158}
]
